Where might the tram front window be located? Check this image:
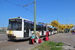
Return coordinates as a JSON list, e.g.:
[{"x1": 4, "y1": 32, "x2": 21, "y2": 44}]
[{"x1": 7, "y1": 22, "x2": 22, "y2": 30}]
